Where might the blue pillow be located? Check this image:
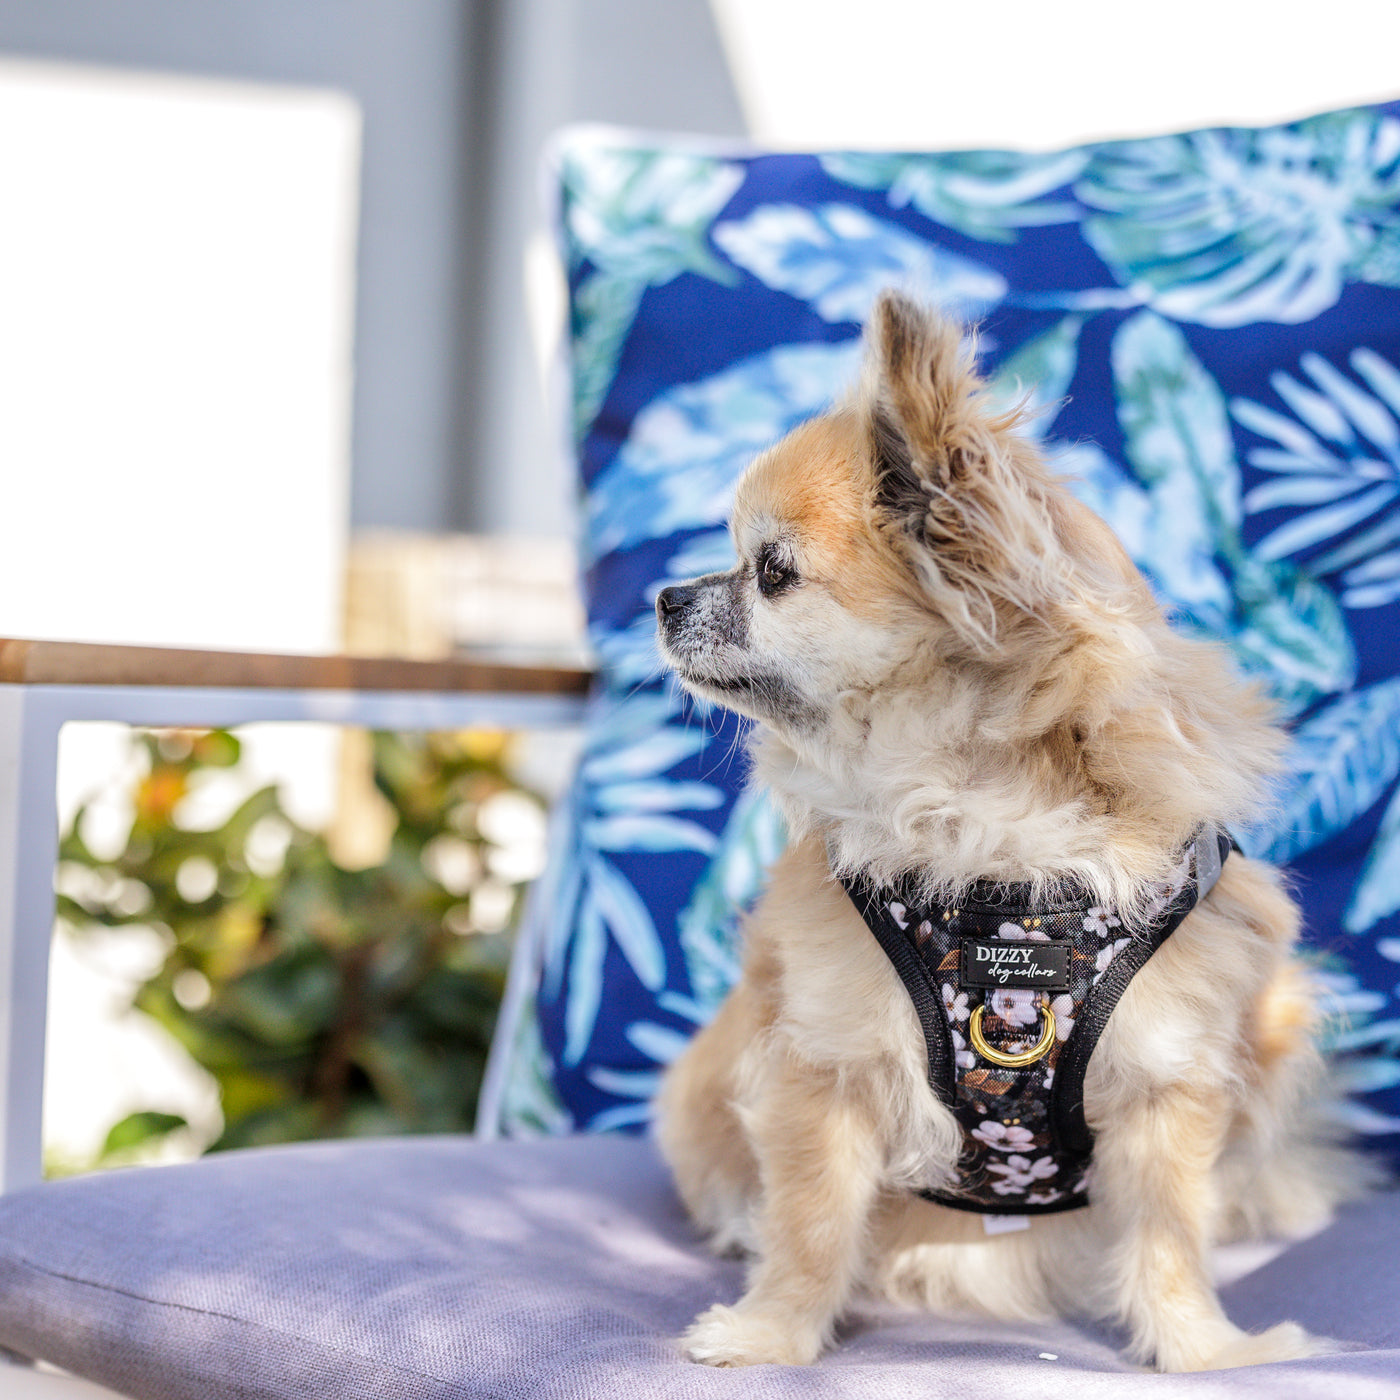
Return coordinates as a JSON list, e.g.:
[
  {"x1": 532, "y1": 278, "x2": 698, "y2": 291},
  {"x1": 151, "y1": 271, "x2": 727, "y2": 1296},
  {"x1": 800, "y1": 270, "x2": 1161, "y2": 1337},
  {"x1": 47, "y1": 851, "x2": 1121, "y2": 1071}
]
[{"x1": 501, "y1": 106, "x2": 1400, "y2": 1159}]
